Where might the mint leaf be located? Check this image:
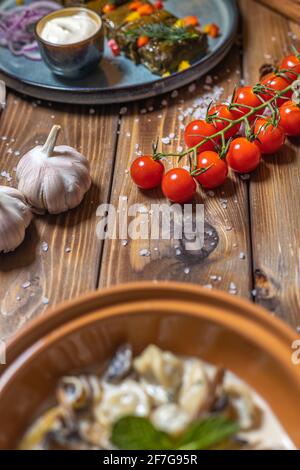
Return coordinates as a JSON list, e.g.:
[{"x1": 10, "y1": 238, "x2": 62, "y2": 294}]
[
  {"x1": 111, "y1": 415, "x2": 239, "y2": 450},
  {"x1": 111, "y1": 416, "x2": 174, "y2": 450},
  {"x1": 178, "y1": 416, "x2": 239, "y2": 450}
]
